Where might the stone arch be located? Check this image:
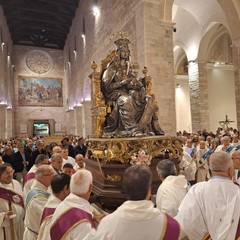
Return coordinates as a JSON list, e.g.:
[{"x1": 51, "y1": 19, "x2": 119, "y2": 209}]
[
  {"x1": 174, "y1": 45, "x2": 191, "y2": 133},
  {"x1": 198, "y1": 23, "x2": 236, "y2": 131},
  {"x1": 217, "y1": 0, "x2": 240, "y2": 41}
]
